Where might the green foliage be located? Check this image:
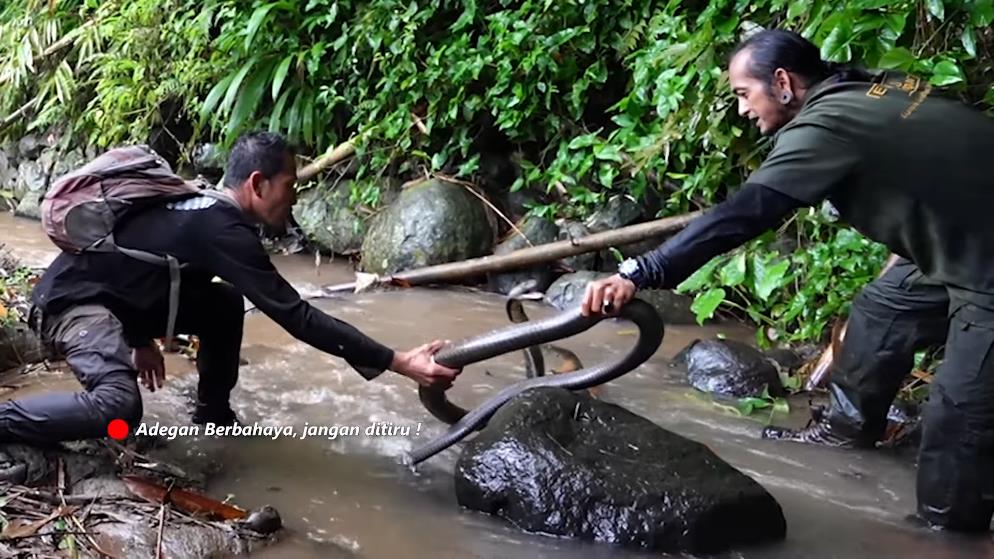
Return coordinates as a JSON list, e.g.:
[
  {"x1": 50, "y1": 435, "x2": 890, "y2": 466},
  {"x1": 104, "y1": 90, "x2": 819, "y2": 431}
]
[
  {"x1": 711, "y1": 385, "x2": 791, "y2": 423},
  {"x1": 0, "y1": 0, "x2": 991, "y2": 343}
]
